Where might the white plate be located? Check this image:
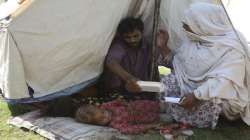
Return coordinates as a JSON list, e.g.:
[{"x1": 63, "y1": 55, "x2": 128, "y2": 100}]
[{"x1": 164, "y1": 97, "x2": 181, "y2": 104}]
